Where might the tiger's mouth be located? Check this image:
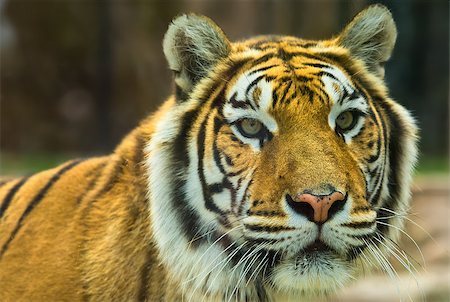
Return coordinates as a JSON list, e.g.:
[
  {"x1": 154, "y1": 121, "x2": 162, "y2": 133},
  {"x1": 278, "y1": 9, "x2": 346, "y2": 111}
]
[
  {"x1": 274, "y1": 240, "x2": 333, "y2": 262},
  {"x1": 270, "y1": 239, "x2": 353, "y2": 295},
  {"x1": 302, "y1": 240, "x2": 333, "y2": 254},
  {"x1": 289, "y1": 240, "x2": 341, "y2": 270}
]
